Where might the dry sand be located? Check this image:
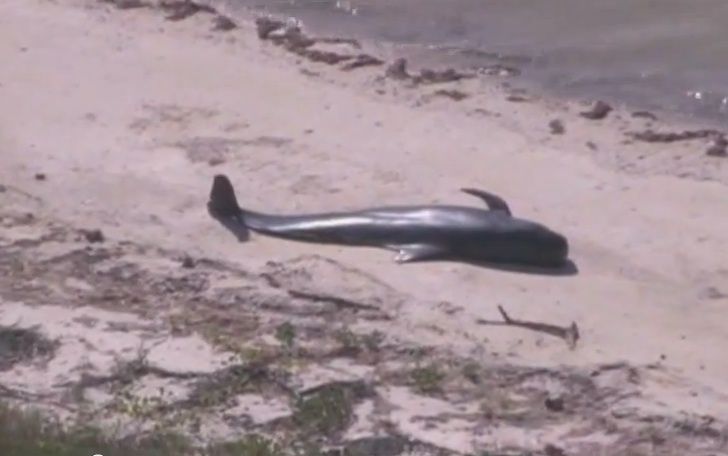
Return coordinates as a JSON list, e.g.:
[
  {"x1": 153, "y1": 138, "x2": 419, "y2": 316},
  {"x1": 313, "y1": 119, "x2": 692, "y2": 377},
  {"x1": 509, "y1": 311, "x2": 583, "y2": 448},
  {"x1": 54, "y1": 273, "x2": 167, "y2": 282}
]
[{"x1": 1, "y1": 0, "x2": 728, "y2": 454}]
